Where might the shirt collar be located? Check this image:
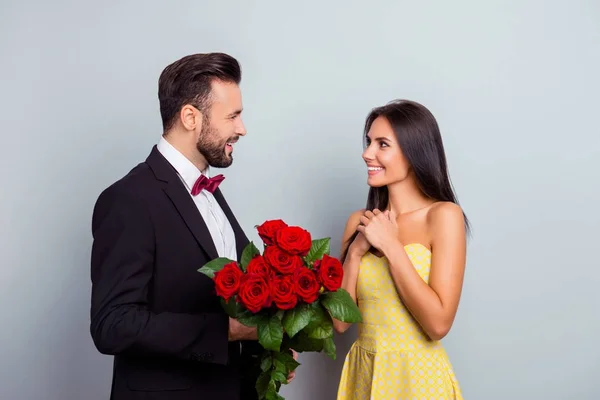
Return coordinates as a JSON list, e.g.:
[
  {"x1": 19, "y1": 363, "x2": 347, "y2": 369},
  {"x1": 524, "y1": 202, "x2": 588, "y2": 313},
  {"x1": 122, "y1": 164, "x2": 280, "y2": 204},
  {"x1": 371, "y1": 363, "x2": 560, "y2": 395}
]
[{"x1": 156, "y1": 136, "x2": 210, "y2": 193}]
